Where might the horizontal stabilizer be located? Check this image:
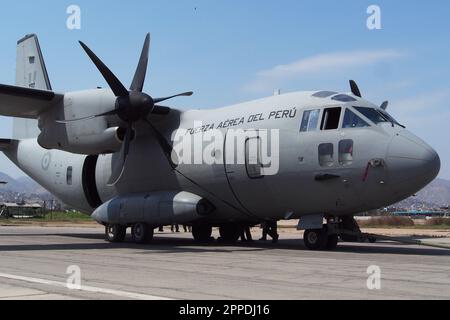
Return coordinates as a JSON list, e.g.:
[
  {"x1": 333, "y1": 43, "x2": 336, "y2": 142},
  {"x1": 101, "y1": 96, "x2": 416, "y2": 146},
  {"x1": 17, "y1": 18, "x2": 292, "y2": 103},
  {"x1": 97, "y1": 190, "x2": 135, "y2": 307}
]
[{"x1": 0, "y1": 84, "x2": 63, "y2": 119}]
